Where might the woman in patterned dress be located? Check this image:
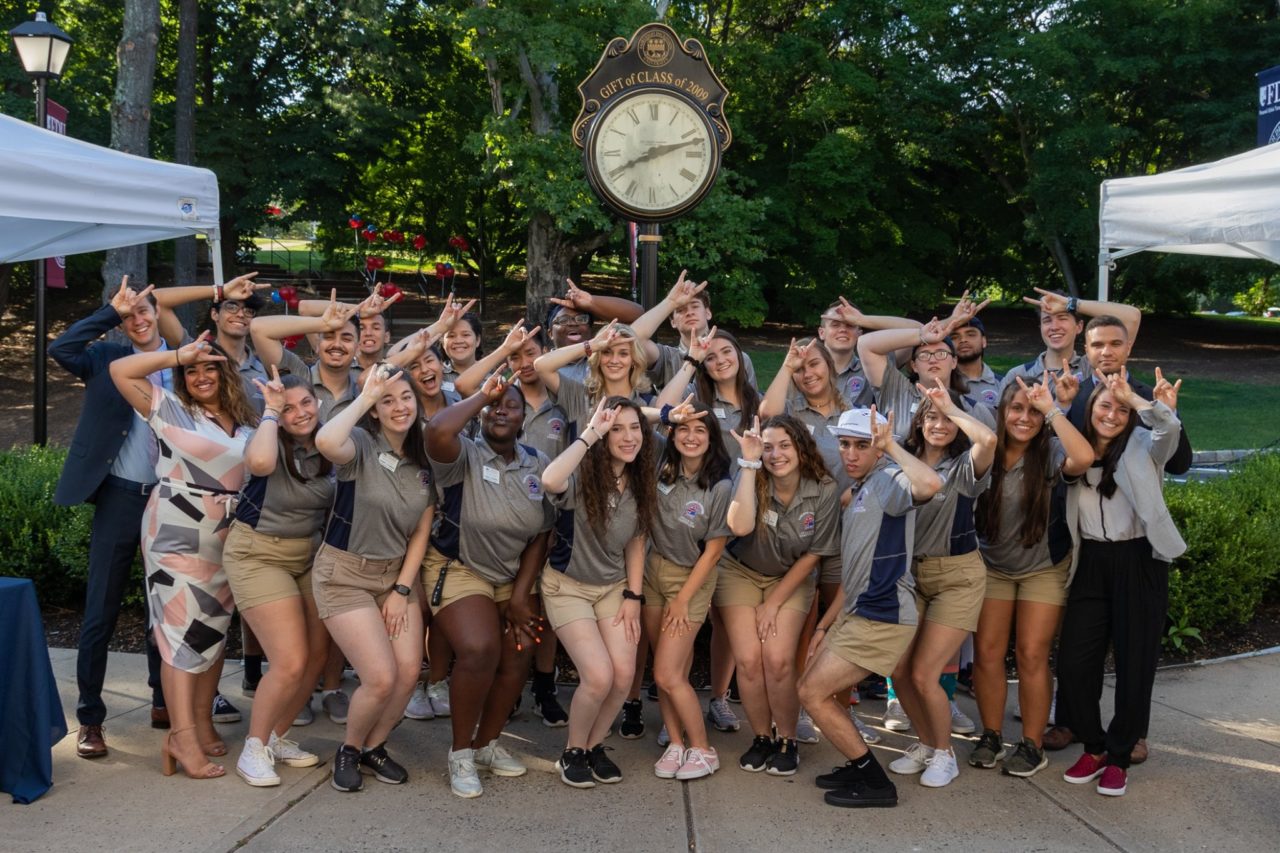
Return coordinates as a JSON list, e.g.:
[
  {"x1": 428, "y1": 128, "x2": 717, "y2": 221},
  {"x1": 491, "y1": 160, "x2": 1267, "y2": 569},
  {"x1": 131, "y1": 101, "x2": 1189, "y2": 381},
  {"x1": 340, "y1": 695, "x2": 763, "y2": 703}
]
[{"x1": 111, "y1": 332, "x2": 258, "y2": 779}]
